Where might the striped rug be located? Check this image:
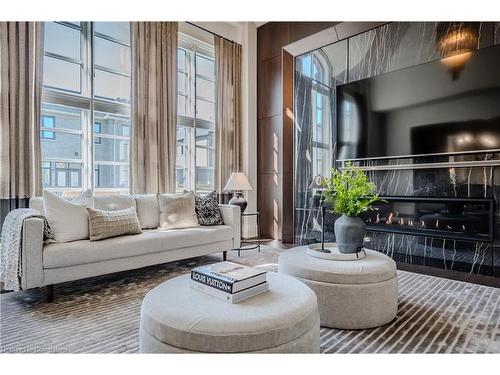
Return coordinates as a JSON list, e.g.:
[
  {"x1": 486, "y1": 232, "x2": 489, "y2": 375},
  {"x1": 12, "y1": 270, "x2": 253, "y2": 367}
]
[
  {"x1": 320, "y1": 271, "x2": 500, "y2": 353},
  {"x1": 1, "y1": 247, "x2": 499, "y2": 353}
]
